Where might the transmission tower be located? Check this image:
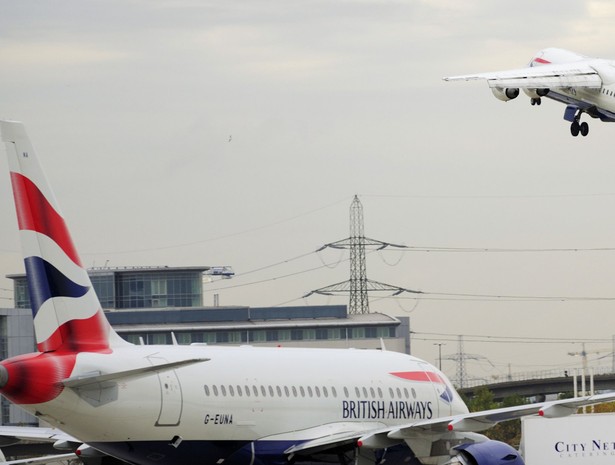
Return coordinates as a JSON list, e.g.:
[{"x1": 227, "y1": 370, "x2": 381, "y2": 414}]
[
  {"x1": 305, "y1": 195, "x2": 421, "y2": 314},
  {"x1": 444, "y1": 335, "x2": 491, "y2": 388}
]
